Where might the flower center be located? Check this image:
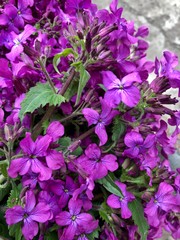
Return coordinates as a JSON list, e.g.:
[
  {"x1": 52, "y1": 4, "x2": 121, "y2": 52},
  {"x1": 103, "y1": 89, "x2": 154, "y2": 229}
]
[{"x1": 71, "y1": 215, "x2": 76, "y2": 221}]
